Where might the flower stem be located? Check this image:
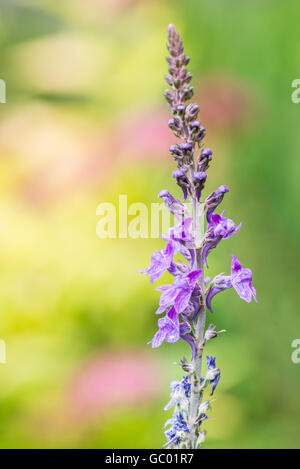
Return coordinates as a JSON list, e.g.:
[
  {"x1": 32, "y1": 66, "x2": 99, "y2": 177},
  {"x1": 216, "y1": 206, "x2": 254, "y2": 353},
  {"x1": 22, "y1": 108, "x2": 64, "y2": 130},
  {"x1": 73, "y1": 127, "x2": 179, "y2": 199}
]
[{"x1": 188, "y1": 197, "x2": 206, "y2": 447}]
